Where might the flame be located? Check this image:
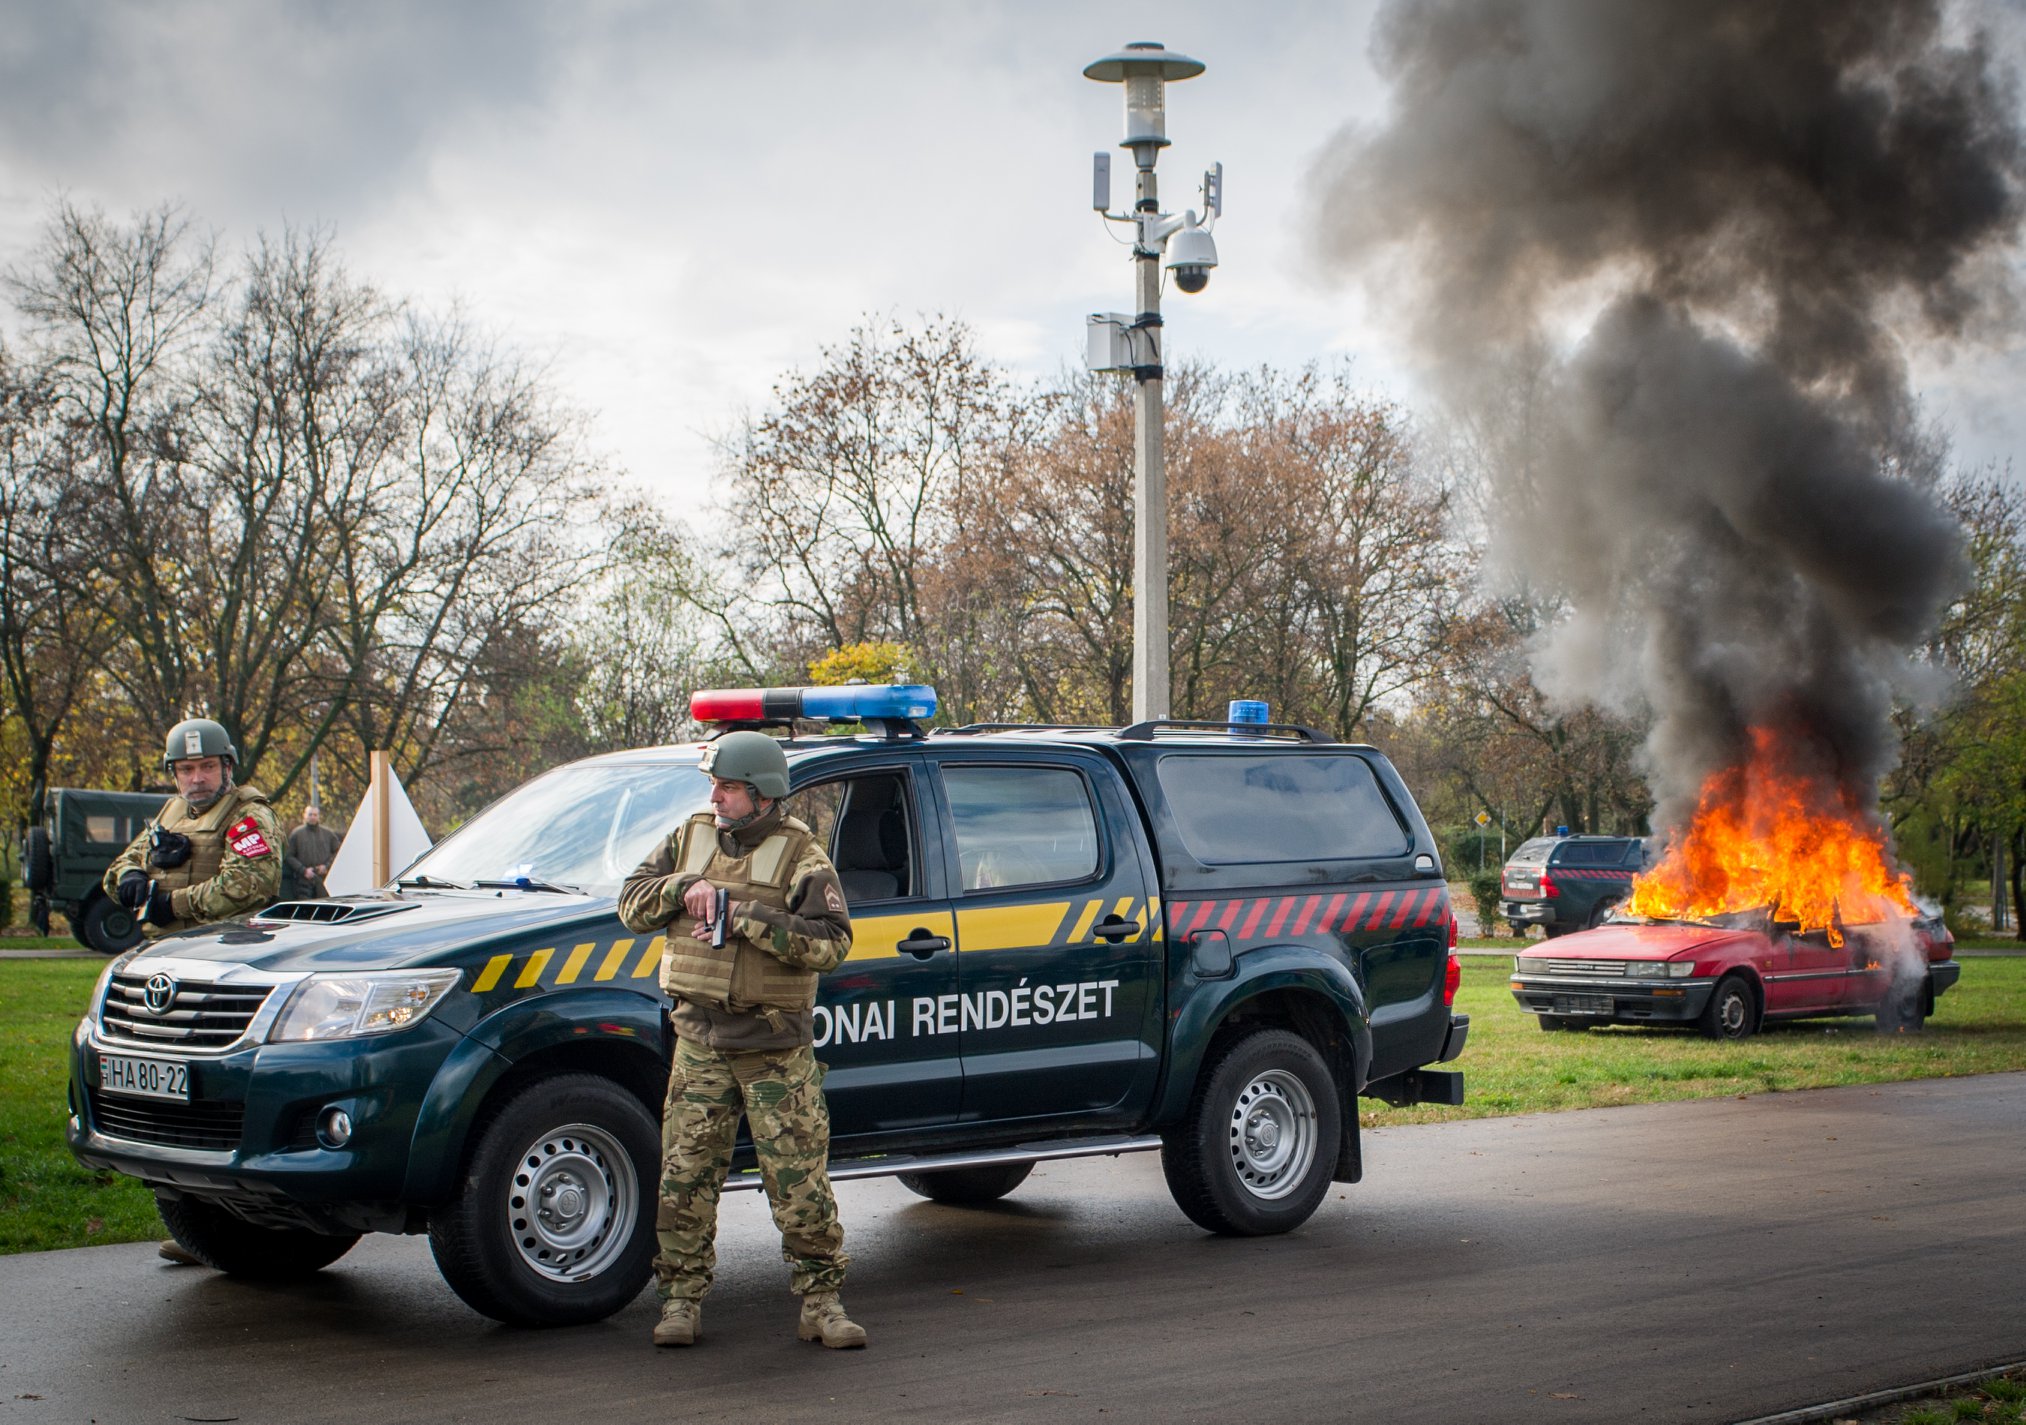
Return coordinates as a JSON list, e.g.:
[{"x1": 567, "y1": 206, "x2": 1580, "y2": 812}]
[{"x1": 1628, "y1": 726, "x2": 1917, "y2": 945}]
